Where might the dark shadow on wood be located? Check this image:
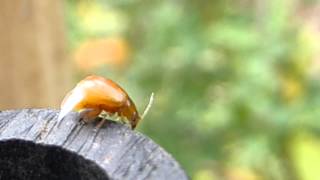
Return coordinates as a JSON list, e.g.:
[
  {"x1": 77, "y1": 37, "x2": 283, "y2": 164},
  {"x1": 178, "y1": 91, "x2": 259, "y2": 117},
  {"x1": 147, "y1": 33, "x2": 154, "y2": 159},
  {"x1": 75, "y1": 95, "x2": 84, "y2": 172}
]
[{"x1": 0, "y1": 139, "x2": 109, "y2": 180}]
